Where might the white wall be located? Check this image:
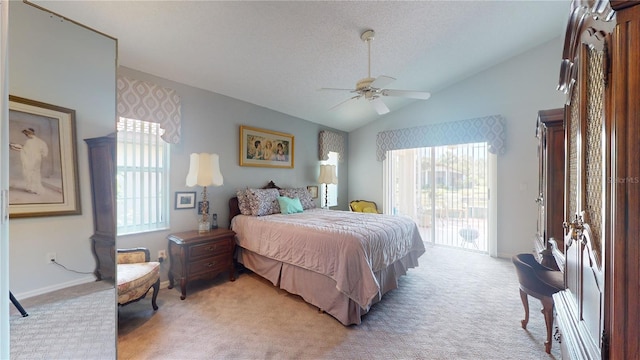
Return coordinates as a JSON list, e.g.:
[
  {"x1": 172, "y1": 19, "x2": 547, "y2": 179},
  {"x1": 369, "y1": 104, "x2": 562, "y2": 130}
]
[
  {"x1": 117, "y1": 67, "x2": 348, "y2": 282},
  {"x1": 8, "y1": 2, "x2": 116, "y2": 297},
  {"x1": 348, "y1": 37, "x2": 566, "y2": 258}
]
